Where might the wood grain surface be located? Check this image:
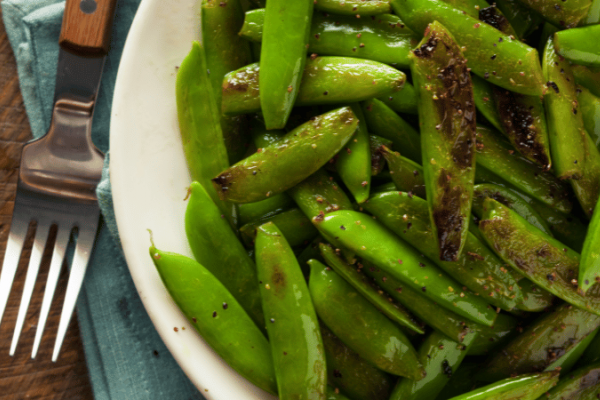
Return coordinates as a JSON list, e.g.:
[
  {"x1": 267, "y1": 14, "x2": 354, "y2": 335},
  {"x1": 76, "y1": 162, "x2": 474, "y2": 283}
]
[{"x1": 0, "y1": 7, "x2": 94, "y2": 400}]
